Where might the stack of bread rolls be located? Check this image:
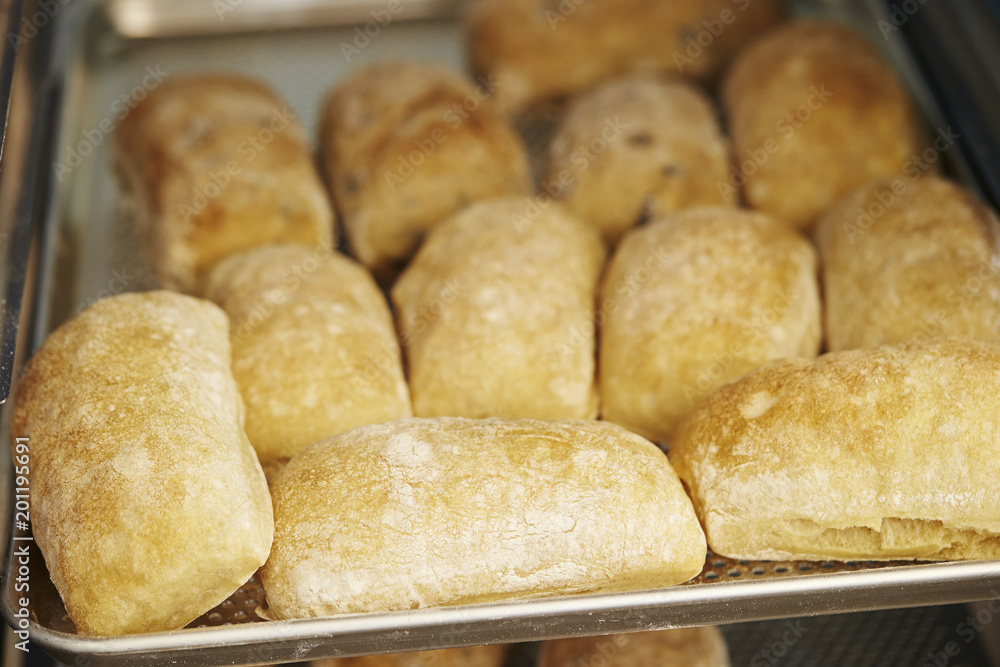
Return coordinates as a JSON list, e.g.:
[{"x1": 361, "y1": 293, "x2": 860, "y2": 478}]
[{"x1": 11, "y1": 7, "x2": 1000, "y2": 665}]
